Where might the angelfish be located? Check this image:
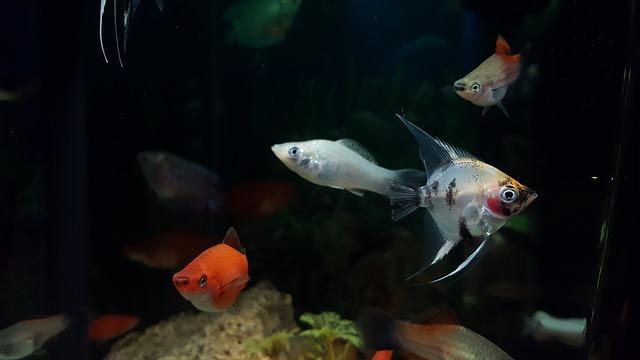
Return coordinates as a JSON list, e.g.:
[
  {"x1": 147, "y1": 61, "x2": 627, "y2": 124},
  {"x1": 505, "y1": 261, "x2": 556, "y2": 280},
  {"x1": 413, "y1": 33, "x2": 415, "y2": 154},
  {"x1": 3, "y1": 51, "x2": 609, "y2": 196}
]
[
  {"x1": 453, "y1": 35, "x2": 521, "y2": 117},
  {"x1": 388, "y1": 115, "x2": 537, "y2": 284},
  {"x1": 271, "y1": 139, "x2": 425, "y2": 197},
  {"x1": 0, "y1": 314, "x2": 68, "y2": 360}
]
